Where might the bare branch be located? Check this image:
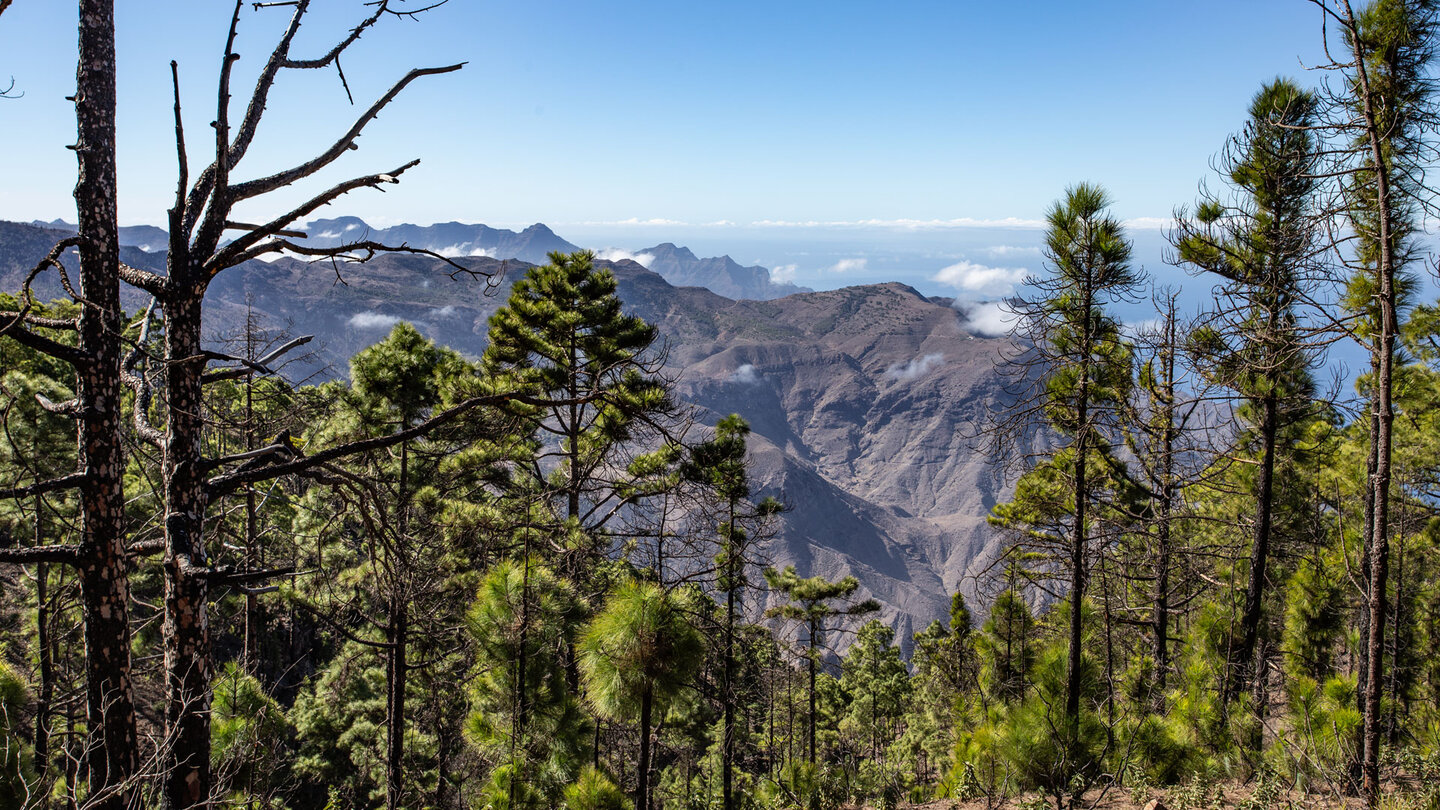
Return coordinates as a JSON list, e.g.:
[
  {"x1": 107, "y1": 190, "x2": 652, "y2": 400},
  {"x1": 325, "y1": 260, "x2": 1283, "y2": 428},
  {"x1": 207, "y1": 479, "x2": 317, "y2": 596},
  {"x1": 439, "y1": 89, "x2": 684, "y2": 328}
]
[
  {"x1": 120, "y1": 299, "x2": 165, "y2": 446},
  {"x1": 208, "y1": 159, "x2": 422, "y2": 270},
  {"x1": 224, "y1": 235, "x2": 492, "y2": 285},
  {"x1": 35, "y1": 394, "x2": 80, "y2": 416},
  {"x1": 206, "y1": 390, "x2": 594, "y2": 497},
  {"x1": 226, "y1": 63, "x2": 464, "y2": 204},
  {"x1": 117, "y1": 262, "x2": 170, "y2": 296},
  {"x1": 202, "y1": 334, "x2": 314, "y2": 382},
  {"x1": 202, "y1": 441, "x2": 298, "y2": 474},
  {"x1": 1, "y1": 324, "x2": 85, "y2": 366},
  {"x1": 0, "y1": 545, "x2": 82, "y2": 565},
  {"x1": 0, "y1": 473, "x2": 87, "y2": 501},
  {"x1": 169, "y1": 60, "x2": 189, "y2": 240},
  {"x1": 224, "y1": 221, "x2": 306, "y2": 238}
]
